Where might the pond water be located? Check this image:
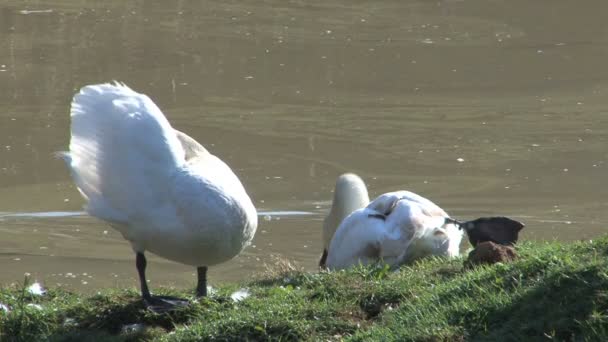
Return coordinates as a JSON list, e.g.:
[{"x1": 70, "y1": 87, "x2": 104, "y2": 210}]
[{"x1": 1, "y1": 0, "x2": 608, "y2": 292}]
